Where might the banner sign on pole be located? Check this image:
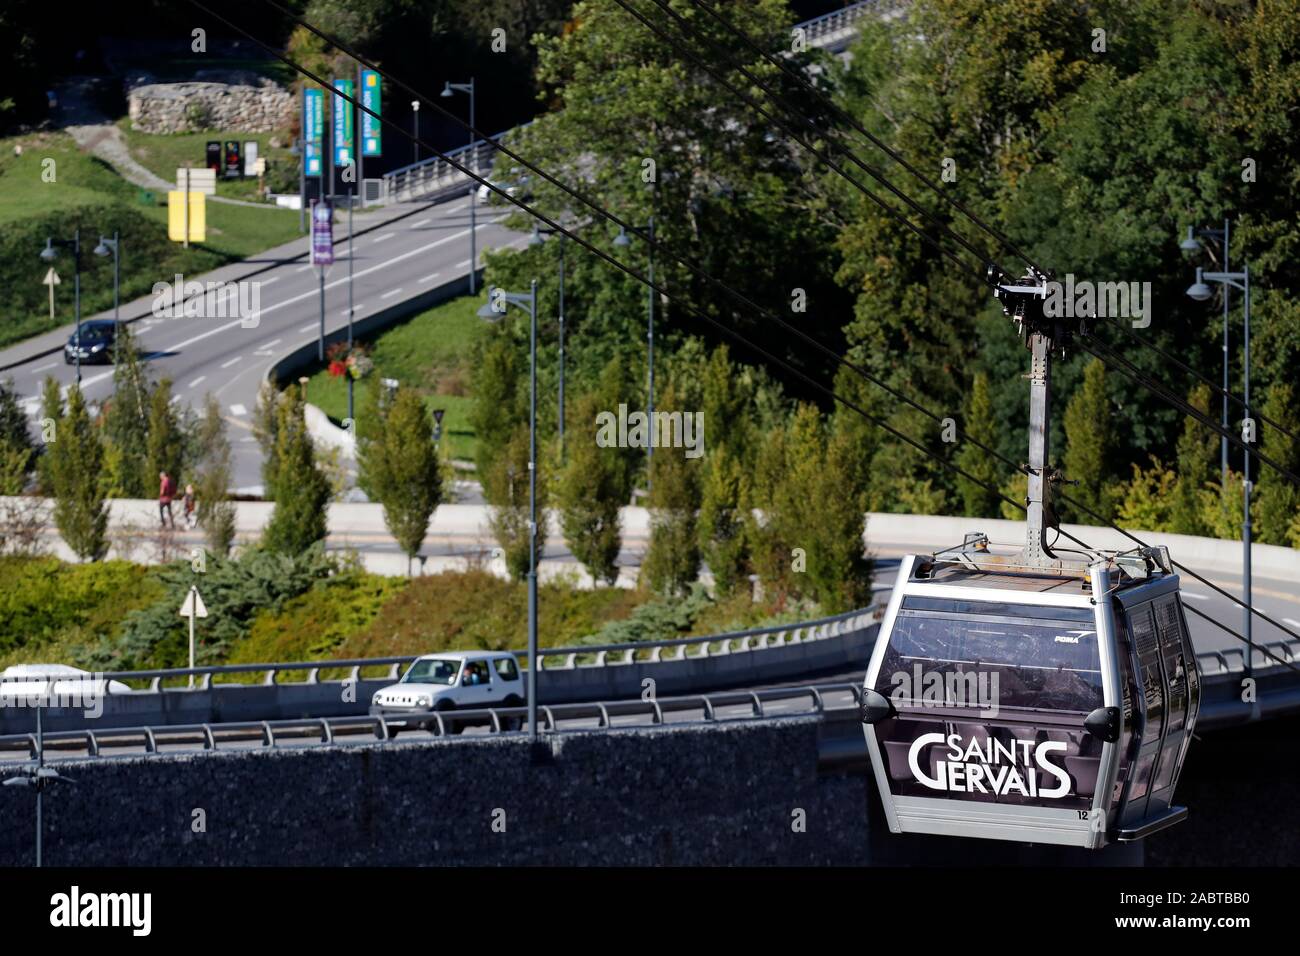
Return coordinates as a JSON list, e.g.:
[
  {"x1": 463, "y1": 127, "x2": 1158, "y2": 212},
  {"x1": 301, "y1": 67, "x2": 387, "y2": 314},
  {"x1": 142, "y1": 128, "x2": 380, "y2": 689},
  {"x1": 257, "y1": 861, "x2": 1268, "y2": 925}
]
[
  {"x1": 304, "y1": 88, "x2": 323, "y2": 177},
  {"x1": 310, "y1": 199, "x2": 334, "y2": 267},
  {"x1": 206, "y1": 140, "x2": 222, "y2": 172},
  {"x1": 332, "y1": 79, "x2": 355, "y2": 168},
  {"x1": 361, "y1": 69, "x2": 382, "y2": 157},
  {"x1": 167, "y1": 192, "x2": 206, "y2": 243}
]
